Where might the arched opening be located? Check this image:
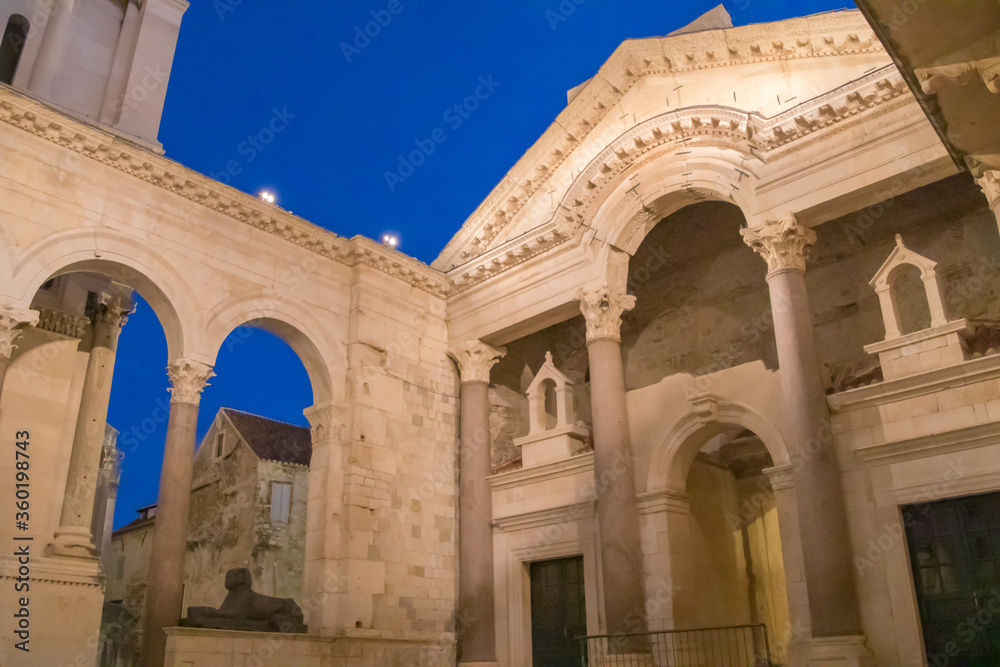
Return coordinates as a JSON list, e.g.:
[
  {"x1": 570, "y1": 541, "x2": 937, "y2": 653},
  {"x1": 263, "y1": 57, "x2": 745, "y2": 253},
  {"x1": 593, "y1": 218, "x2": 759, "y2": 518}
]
[
  {"x1": 621, "y1": 201, "x2": 775, "y2": 391},
  {"x1": 99, "y1": 317, "x2": 317, "y2": 661},
  {"x1": 0, "y1": 266, "x2": 180, "y2": 665},
  {"x1": 0, "y1": 14, "x2": 28, "y2": 85},
  {"x1": 889, "y1": 264, "x2": 932, "y2": 335},
  {"x1": 542, "y1": 378, "x2": 558, "y2": 430},
  {"x1": 669, "y1": 423, "x2": 791, "y2": 661}
]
